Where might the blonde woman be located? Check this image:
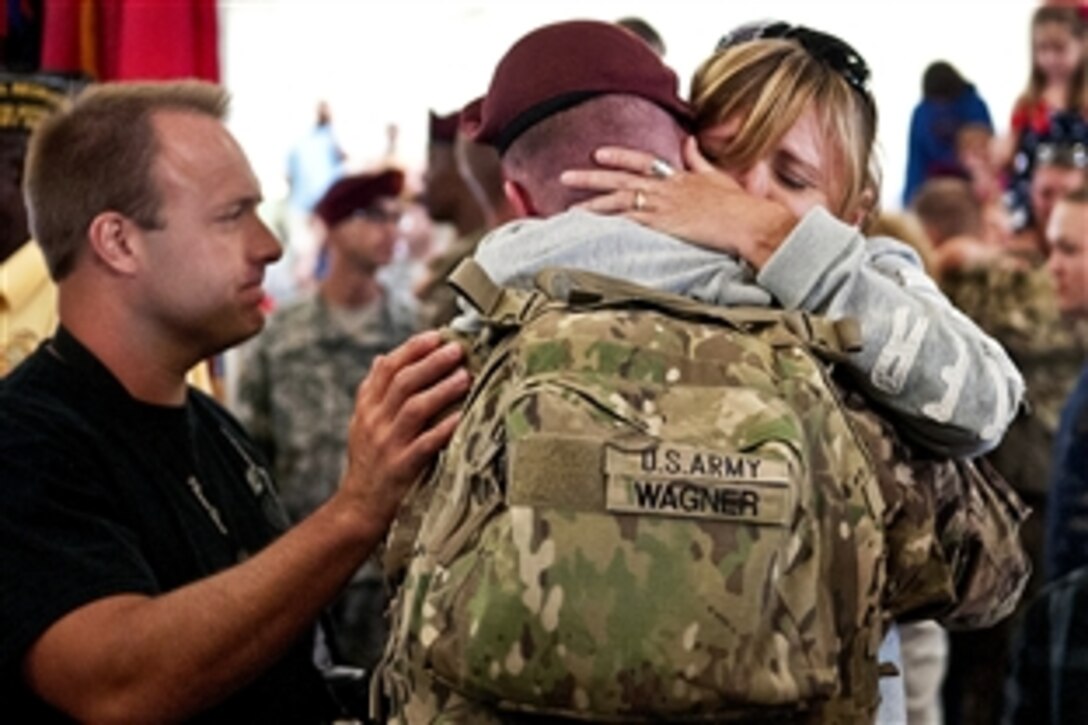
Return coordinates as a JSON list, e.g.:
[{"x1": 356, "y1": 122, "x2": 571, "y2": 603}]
[
  {"x1": 561, "y1": 20, "x2": 1022, "y2": 460},
  {"x1": 560, "y1": 21, "x2": 1028, "y2": 722}
]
